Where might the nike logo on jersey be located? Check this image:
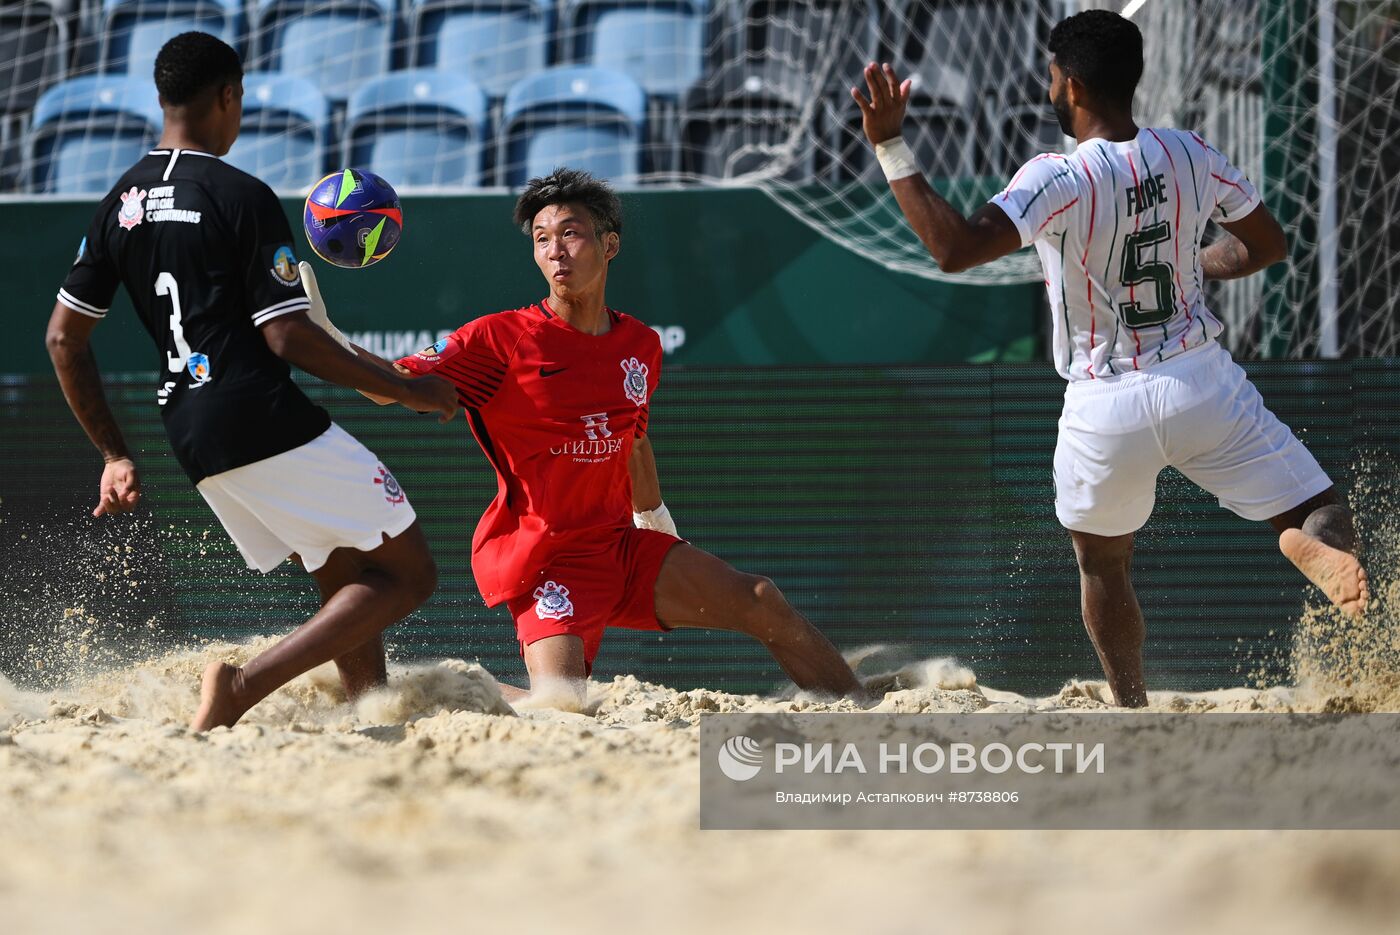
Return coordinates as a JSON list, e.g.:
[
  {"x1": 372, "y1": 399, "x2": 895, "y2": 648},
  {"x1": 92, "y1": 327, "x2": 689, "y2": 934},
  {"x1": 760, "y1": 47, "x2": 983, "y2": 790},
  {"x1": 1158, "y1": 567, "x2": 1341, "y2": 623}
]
[
  {"x1": 1125, "y1": 173, "x2": 1169, "y2": 216},
  {"x1": 539, "y1": 366, "x2": 567, "y2": 377}
]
